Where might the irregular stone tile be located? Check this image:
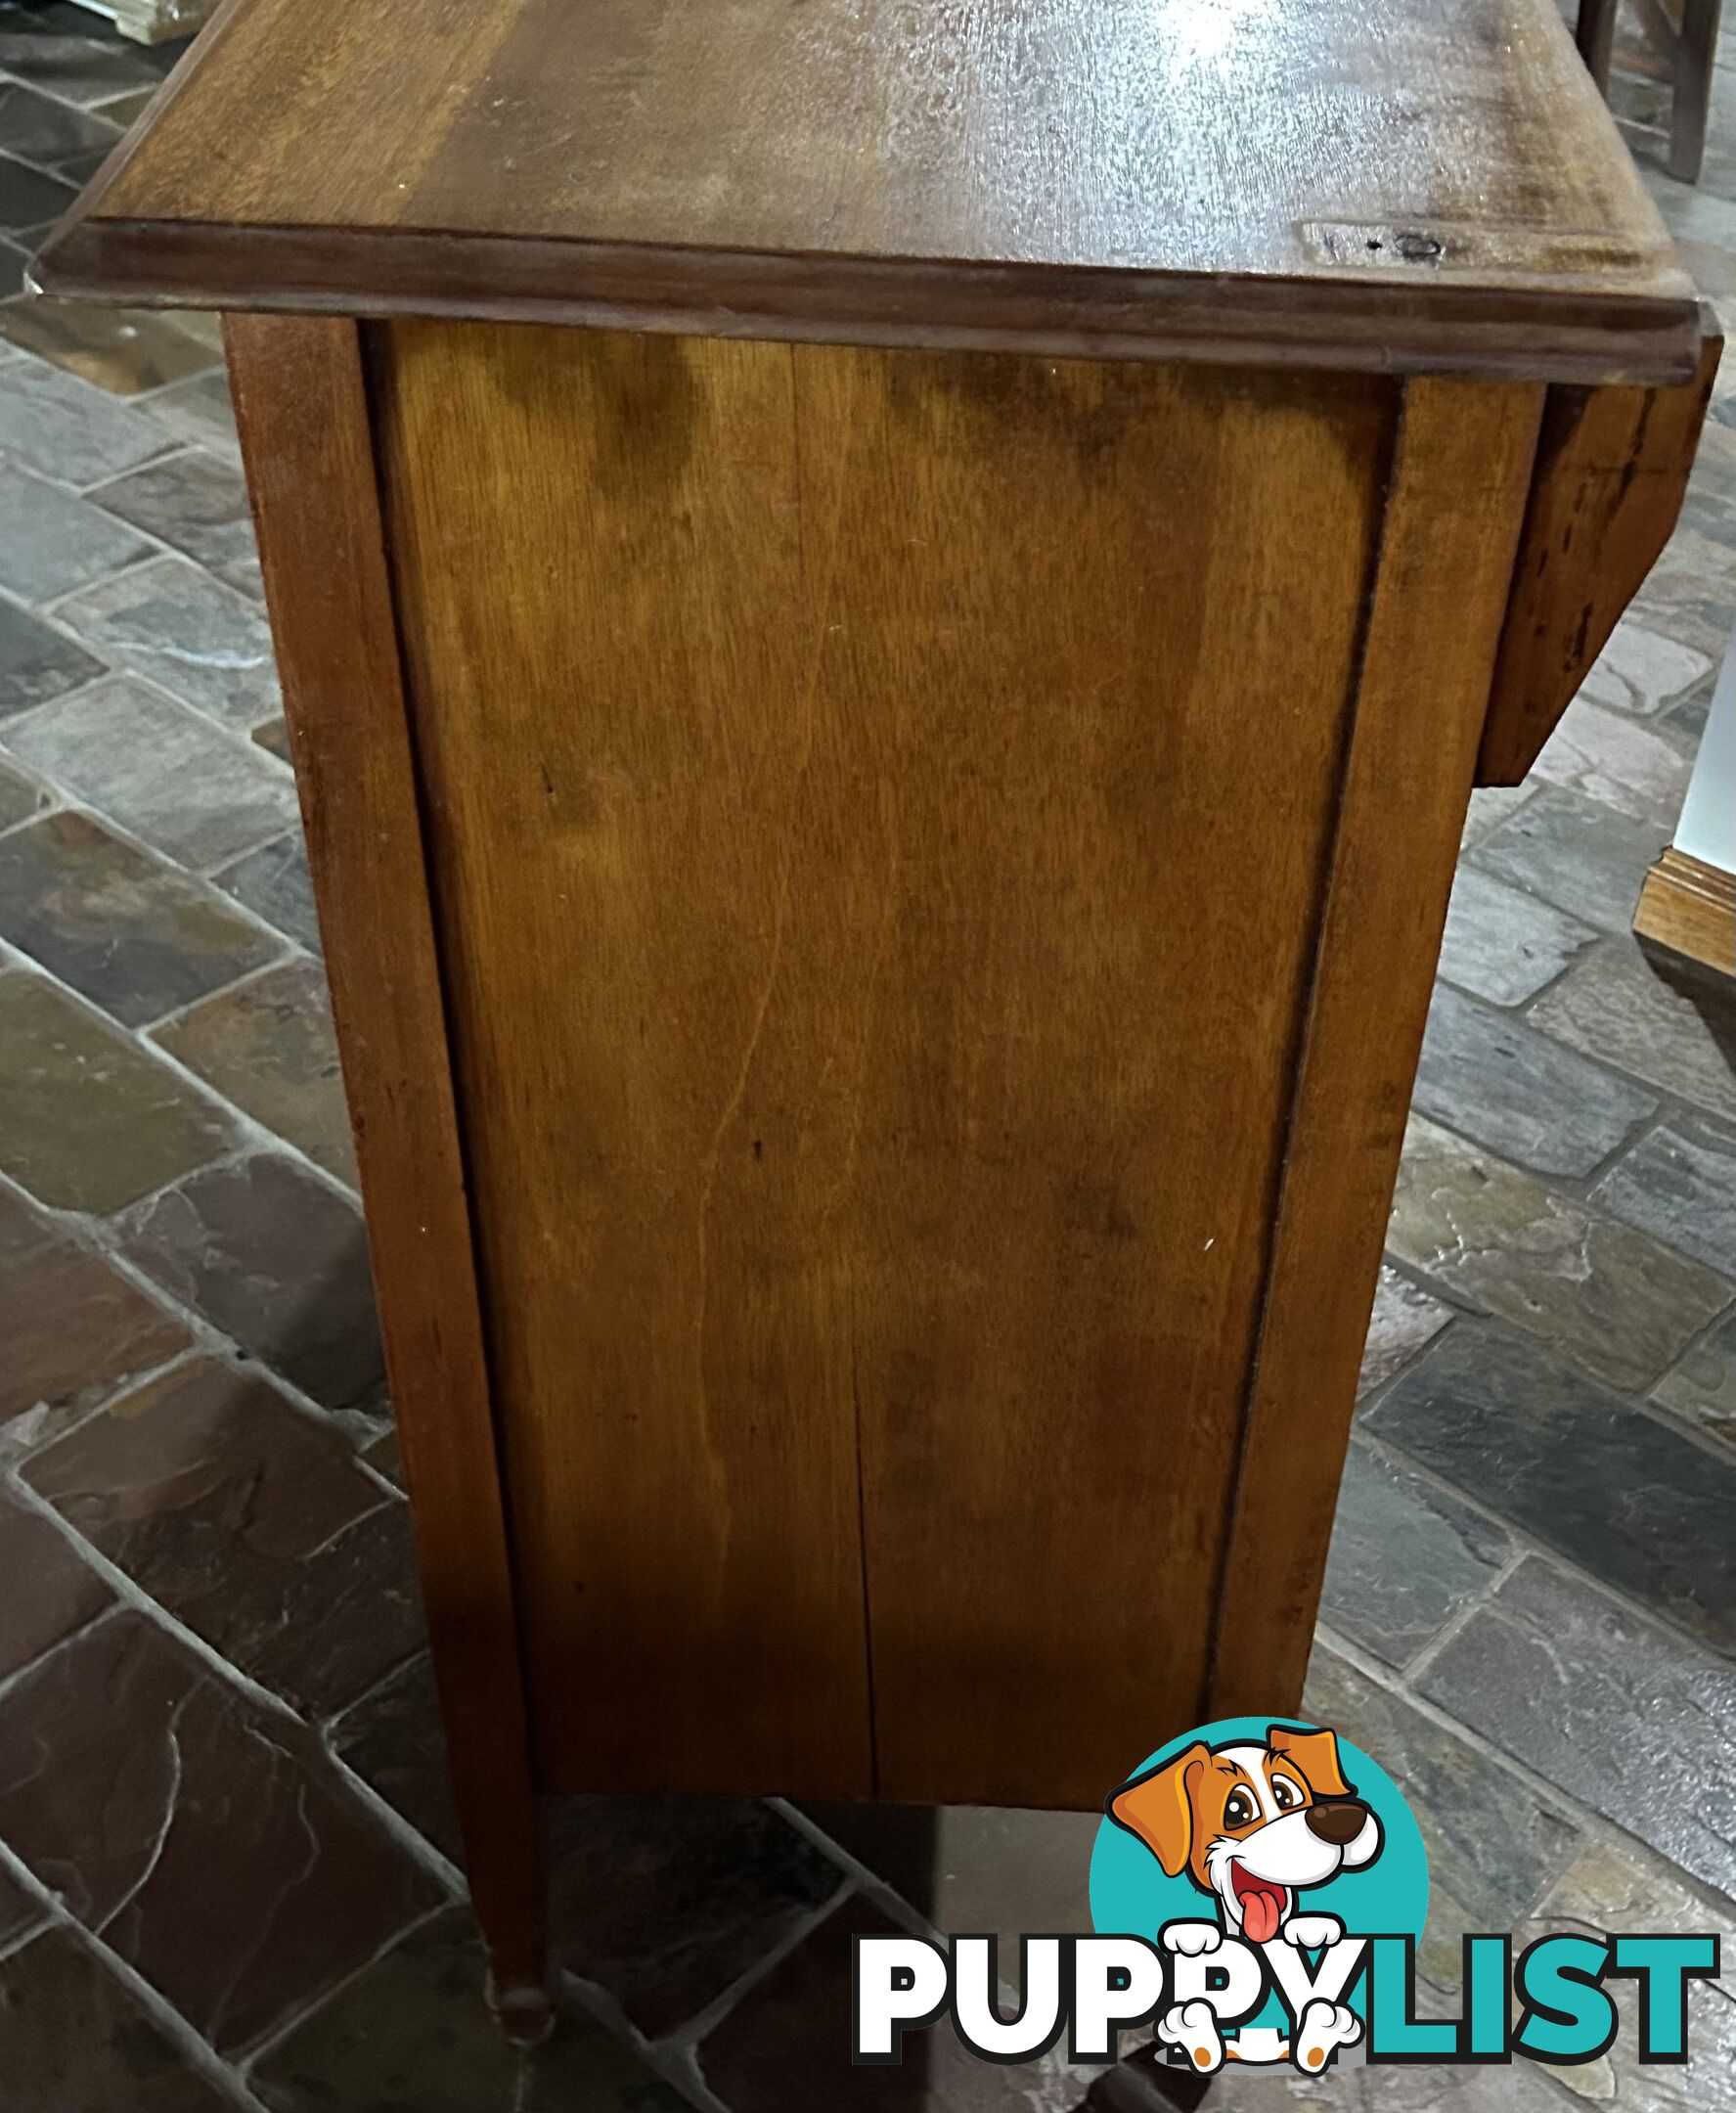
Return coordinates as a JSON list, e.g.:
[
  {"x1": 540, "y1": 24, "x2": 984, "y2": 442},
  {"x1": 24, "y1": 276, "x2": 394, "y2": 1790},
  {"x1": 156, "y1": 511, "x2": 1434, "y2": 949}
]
[
  {"x1": 54, "y1": 557, "x2": 280, "y2": 732},
  {"x1": 1436, "y1": 866, "x2": 1596, "y2": 1008},
  {"x1": 1530, "y1": 934, "x2": 1736, "y2": 1119},
  {"x1": 546, "y1": 1794, "x2": 843, "y2": 2037},
  {"x1": 25, "y1": 1359, "x2": 422, "y2": 1717},
  {"x1": 0, "y1": 811, "x2": 280, "y2": 1026},
  {"x1": 1593, "y1": 1111, "x2": 1736, "y2": 1279},
  {"x1": 0, "y1": 1182, "x2": 188, "y2": 1442},
  {"x1": 0, "y1": 754, "x2": 48, "y2": 832},
  {"x1": 330, "y1": 1653, "x2": 460, "y2": 1860},
  {"x1": 1458, "y1": 782, "x2": 1533, "y2": 852},
  {"x1": 252, "y1": 1908, "x2": 690, "y2": 2113},
  {"x1": 0, "y1": 1485, "x2": 111, "y2": 1678},
  {"x1": 1318, "y1": 1440, "x2": 1510, "y2": 1670},
  {"x1": 92, "y1": 84, "x2": 160, "y2": 124},
  {"x1": 0, "y1": 302, "x2": 217, "y2": 397},
  {"x1": 1358, "y1": 1265, "x2": 1452, "y2": 1398},
  {"x1": 0, "y1": 460, "x2": 151, "y2": 605},
  {"x1": 252, "y1": 716, "x2": 291, "y2": 763},
  {"x1": 802, "y1": 1800, "x2": 1098, "y2": 1947},
  {"x1": 0, "y1": 1862, "x2": 45, "y2": 1949},
  {"x1": 89, "y1": 447, "x2": 259, "y2": 585},
  {"x1": 155, "y1": 959, "x2": 356, "y2": 1184},
  {"x1": 118, "y1": 1153, "x2": 385, "y2": 1410},
  {"x1": 1153, "y1": 2041, "x2": 1571, "y2": 2110},
  {"x1": 0, "y1": 26, "x2": 161, "y2": 106},
  {"x1": 0, "y1": 596, "x2": 104, "y2": 717},
  {"x1": 0, "y1": 79, "x2": 120, "y2": 172},
  {"x1": 1367, "y1": 1318, "x2": 1736, "y2": 1654},
  {"x1": 55, "y1": 141, "x2": 115, "y2": 186},
  {"x1": 0, "y1": 969, "x2": 235, "y2": 1212},
  {"x1": 1653, "y1": 1308, "x2": 1736, "y2": 1456},
  {"x1": 1302, "y1": 1645, "x2": 1582, "y2": 1997},
  {"x1": 3, "y1": 676, "x2": 299, "y2": 869},
  {"x1": 1580, "y1": 617, "x2": 1715, "y2": 716},
  {"x1": 697, "y1": 1893, "x2": 1099, "y2": 2112},
  {"x1": 359, "y1": 1419, "x2": 404, "y2": 1484},
  {"x1": 1630, "y1": 523, "x2": 1736, "y2": 660},
  {"x1": 0, "y1": 1927, "x2": 241, "y2": 2111},
  {"x1": 168, "y1": 312, "x2": 228, "y2": 356},
  {"x1": 1413, "y1": 985, "x2": 1655, "y2": 1179},
  {"x1": 0, "y1": 1612, "x2": 444, "y2": 2055},
  {"x1": 1667, "y1": 672, "x2": 1715, "y2": 742},
  {"x1": 215, "y1": 831, "x2": 321, "y2": 953},
  {"x1": 1534, "y1": 697, "x2": 1695, "y2": 828},
  {"x1": 1542, "y1": 1839, "x2": 1736, "y2": 1950},
  {"x1": 0, "y1": 355, "x2": 167, "y2": 483},
  {"x1": 1388, "y1": 1117, "x2": 1730, "y2": 1392},
  {"x1": 1472, "y1": 786, "x2": 1669, "y2": 931},
  {"x1": 0, "y1": 150, "x2": 75, "y2": 233},
  {"x1": 141, "y1": 370, "x2": 242, "y2": 463},
  {"x1": 1417, "y1": 1558, "x2": 1736, "y2": 1901}
]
